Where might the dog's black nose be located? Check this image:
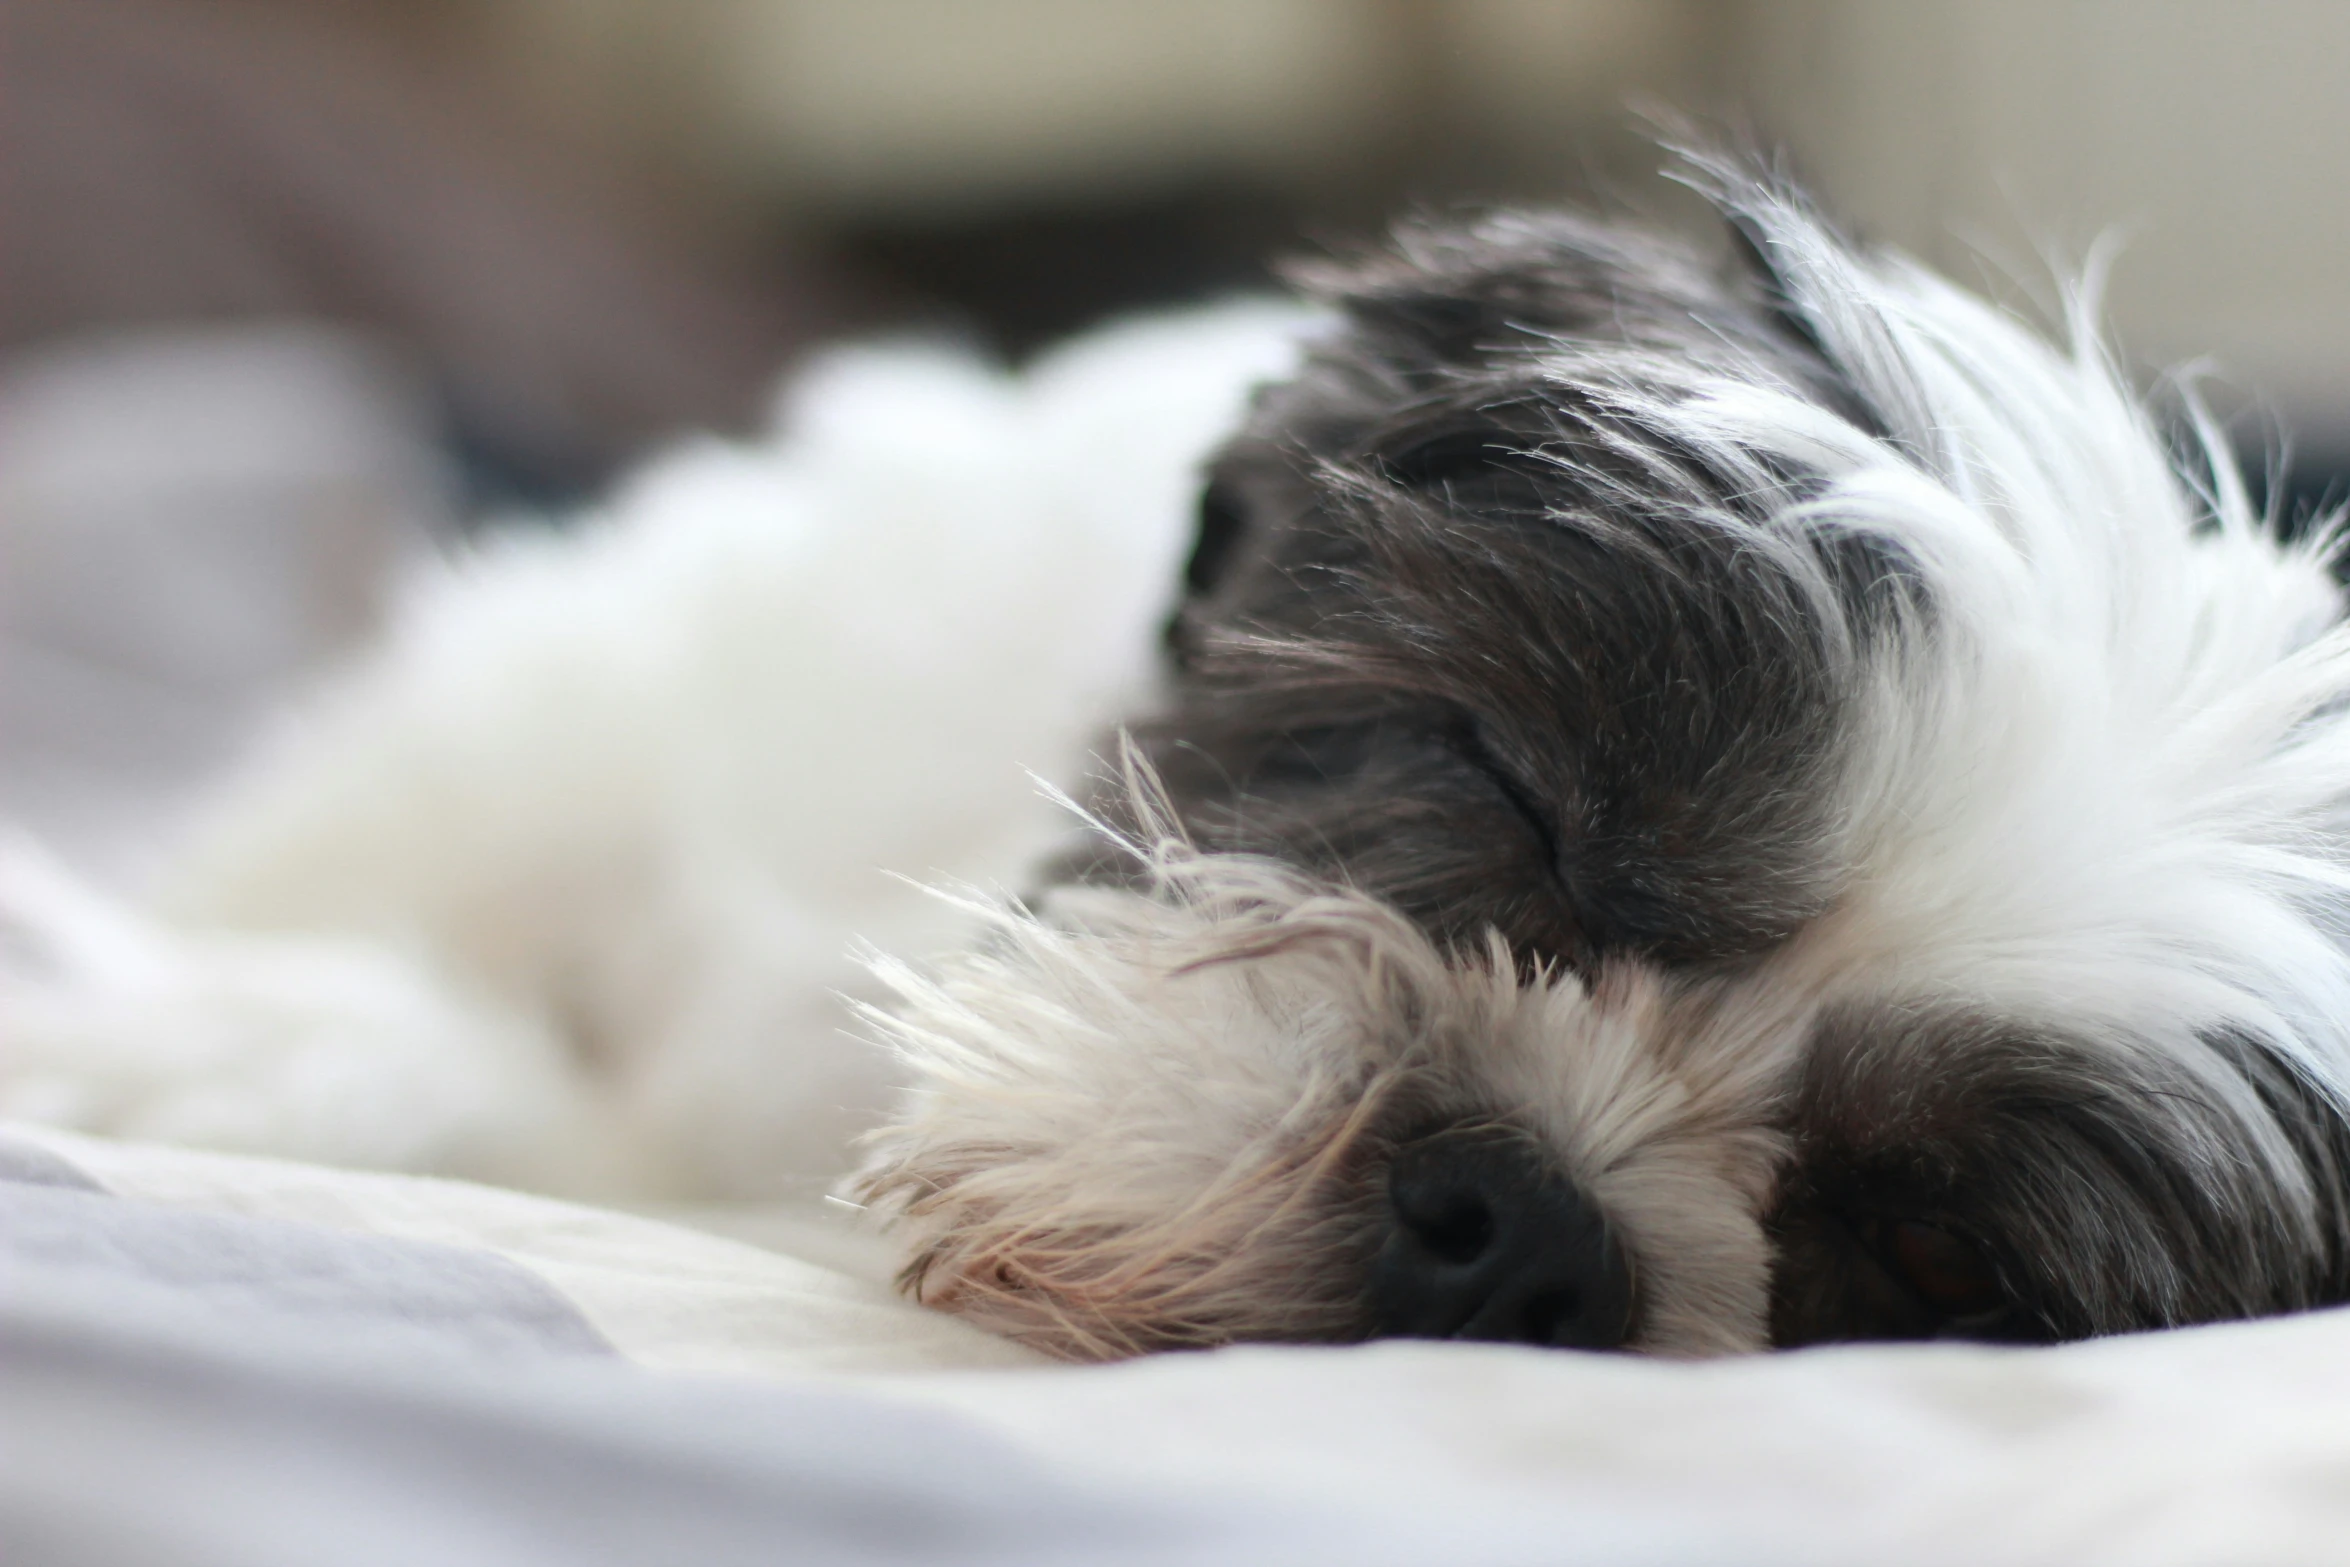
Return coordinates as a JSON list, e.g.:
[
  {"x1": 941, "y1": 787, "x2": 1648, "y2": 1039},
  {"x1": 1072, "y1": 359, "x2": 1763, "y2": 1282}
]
[{"x1": 1367, "y1": 1126, "x2": 1634, "y2": 1349}]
